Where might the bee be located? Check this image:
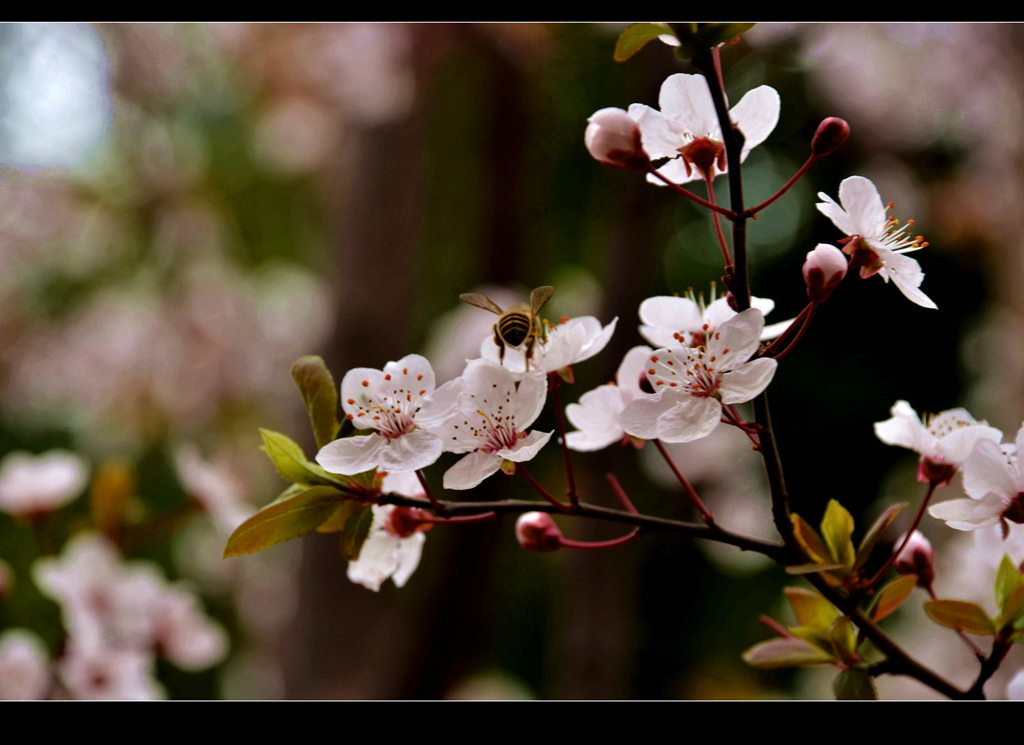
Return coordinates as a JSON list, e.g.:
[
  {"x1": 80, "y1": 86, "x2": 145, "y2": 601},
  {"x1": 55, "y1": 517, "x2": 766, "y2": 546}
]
[{"x1": 460, "y1": 286, "x2": 554, "y2": 372}]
